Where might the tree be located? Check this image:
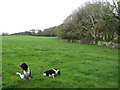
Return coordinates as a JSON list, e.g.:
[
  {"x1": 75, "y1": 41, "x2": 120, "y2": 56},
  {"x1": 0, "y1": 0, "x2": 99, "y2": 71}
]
[
  {"x1": 37, "y1": 30, "x2": 42, "y2": 36},
  {"x1": 2, "y1": 32, "x2": 9, "y2": 36},
  {"x1": 58, "y1": 0, "x2": 119, "y2": 44},
  {"x1": 29, "y1": 29, "x2": 36, "y2": 36}
]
